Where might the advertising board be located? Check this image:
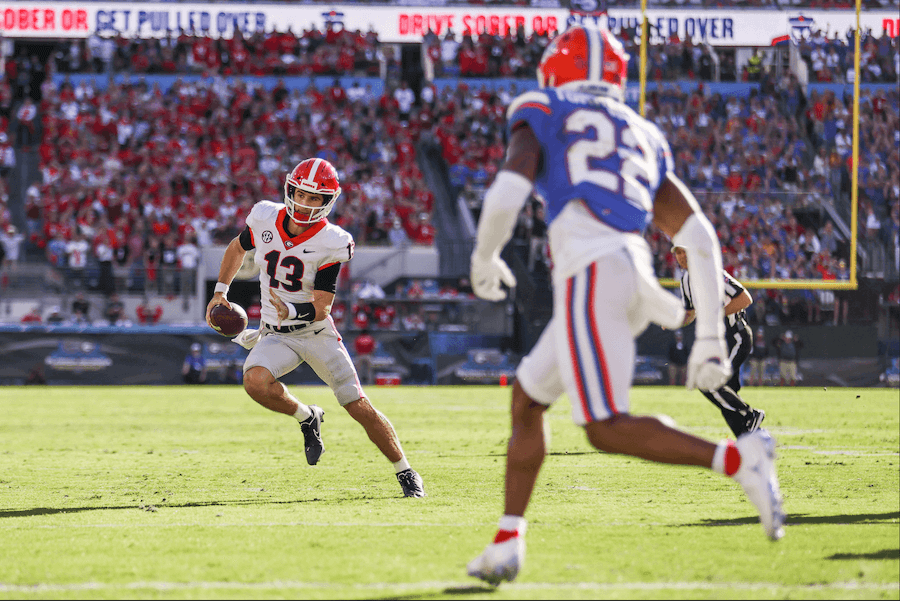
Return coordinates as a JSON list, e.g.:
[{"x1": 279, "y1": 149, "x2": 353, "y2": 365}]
[{"x1": 2, "y1": 3, "x2": 896, "y2": 47}]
